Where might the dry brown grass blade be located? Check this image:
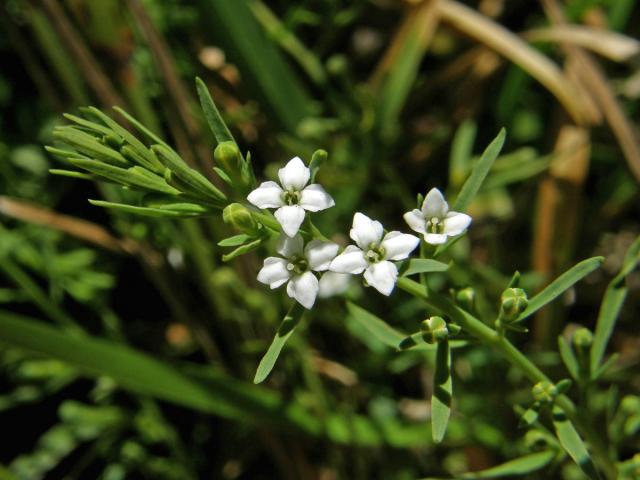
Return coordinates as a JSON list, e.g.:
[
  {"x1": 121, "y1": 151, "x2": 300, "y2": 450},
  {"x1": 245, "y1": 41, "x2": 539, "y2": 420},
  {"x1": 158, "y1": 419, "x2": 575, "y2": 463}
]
[
  {"x1": 524, "y1": 25, "x2": 640, "y2": 63},
  {"x1": 370, "y1": 0, "x2": 441, "y2": 89},
  {"x1": 0, "y1": 196, "x2": 137, "y2": 254},
  {"x1": 437, "y1": 0, "x2": 586, "y2": 124},
  {"x1": 39, "y1": 0, "x2": 126, "y2": 109}
]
